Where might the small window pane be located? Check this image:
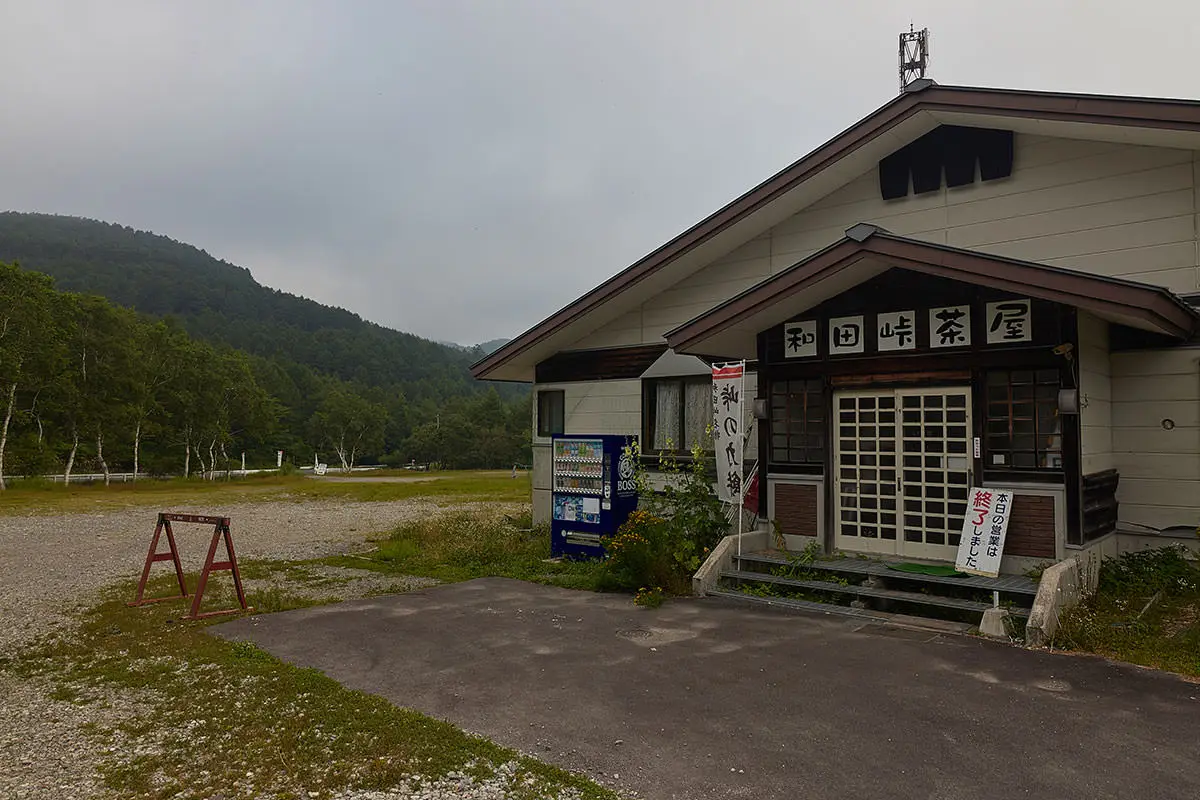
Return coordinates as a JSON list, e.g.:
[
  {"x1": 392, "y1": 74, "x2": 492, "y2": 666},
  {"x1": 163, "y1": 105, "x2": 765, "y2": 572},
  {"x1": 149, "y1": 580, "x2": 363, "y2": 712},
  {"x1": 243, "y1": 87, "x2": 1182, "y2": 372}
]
[
  {"x1": 985, "y1": 369, "x2": 1062, "y2": 472},
  {"x1": 770, "y1": 379, "x2": 826, "y2": 465}
]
